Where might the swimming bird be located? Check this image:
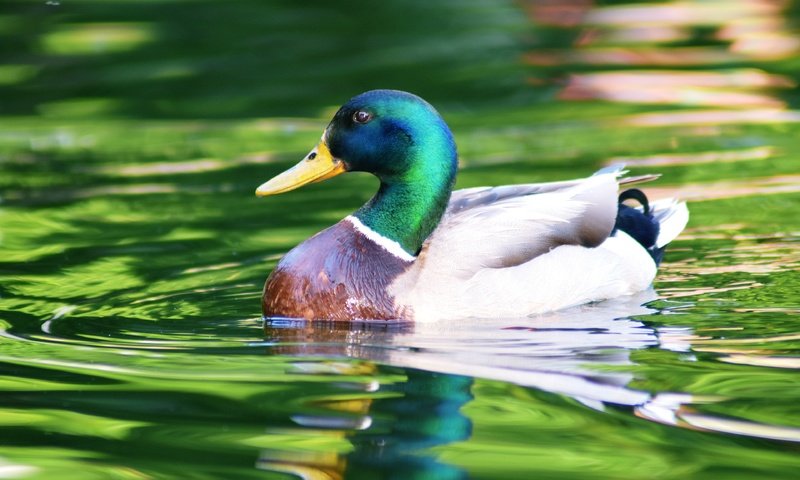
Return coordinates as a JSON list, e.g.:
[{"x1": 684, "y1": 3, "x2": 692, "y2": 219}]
[{"x1": 256, "y1": 90, "x2": 688, "y2": 322}]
